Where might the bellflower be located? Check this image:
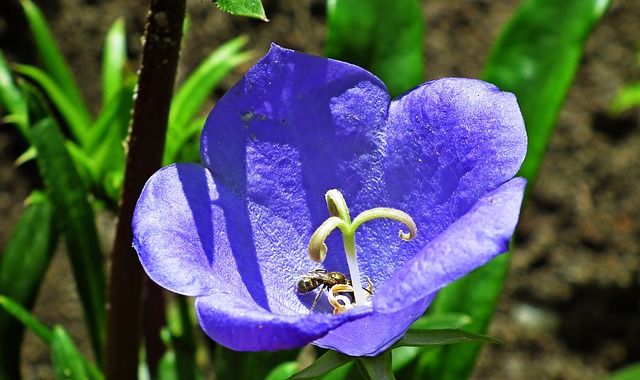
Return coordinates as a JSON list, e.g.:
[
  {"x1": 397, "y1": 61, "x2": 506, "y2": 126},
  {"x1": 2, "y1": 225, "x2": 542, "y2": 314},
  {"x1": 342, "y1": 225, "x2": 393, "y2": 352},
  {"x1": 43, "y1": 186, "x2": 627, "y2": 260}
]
[{"x1": 133, "y1": 44, "x2": 527, "y2": 357}]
